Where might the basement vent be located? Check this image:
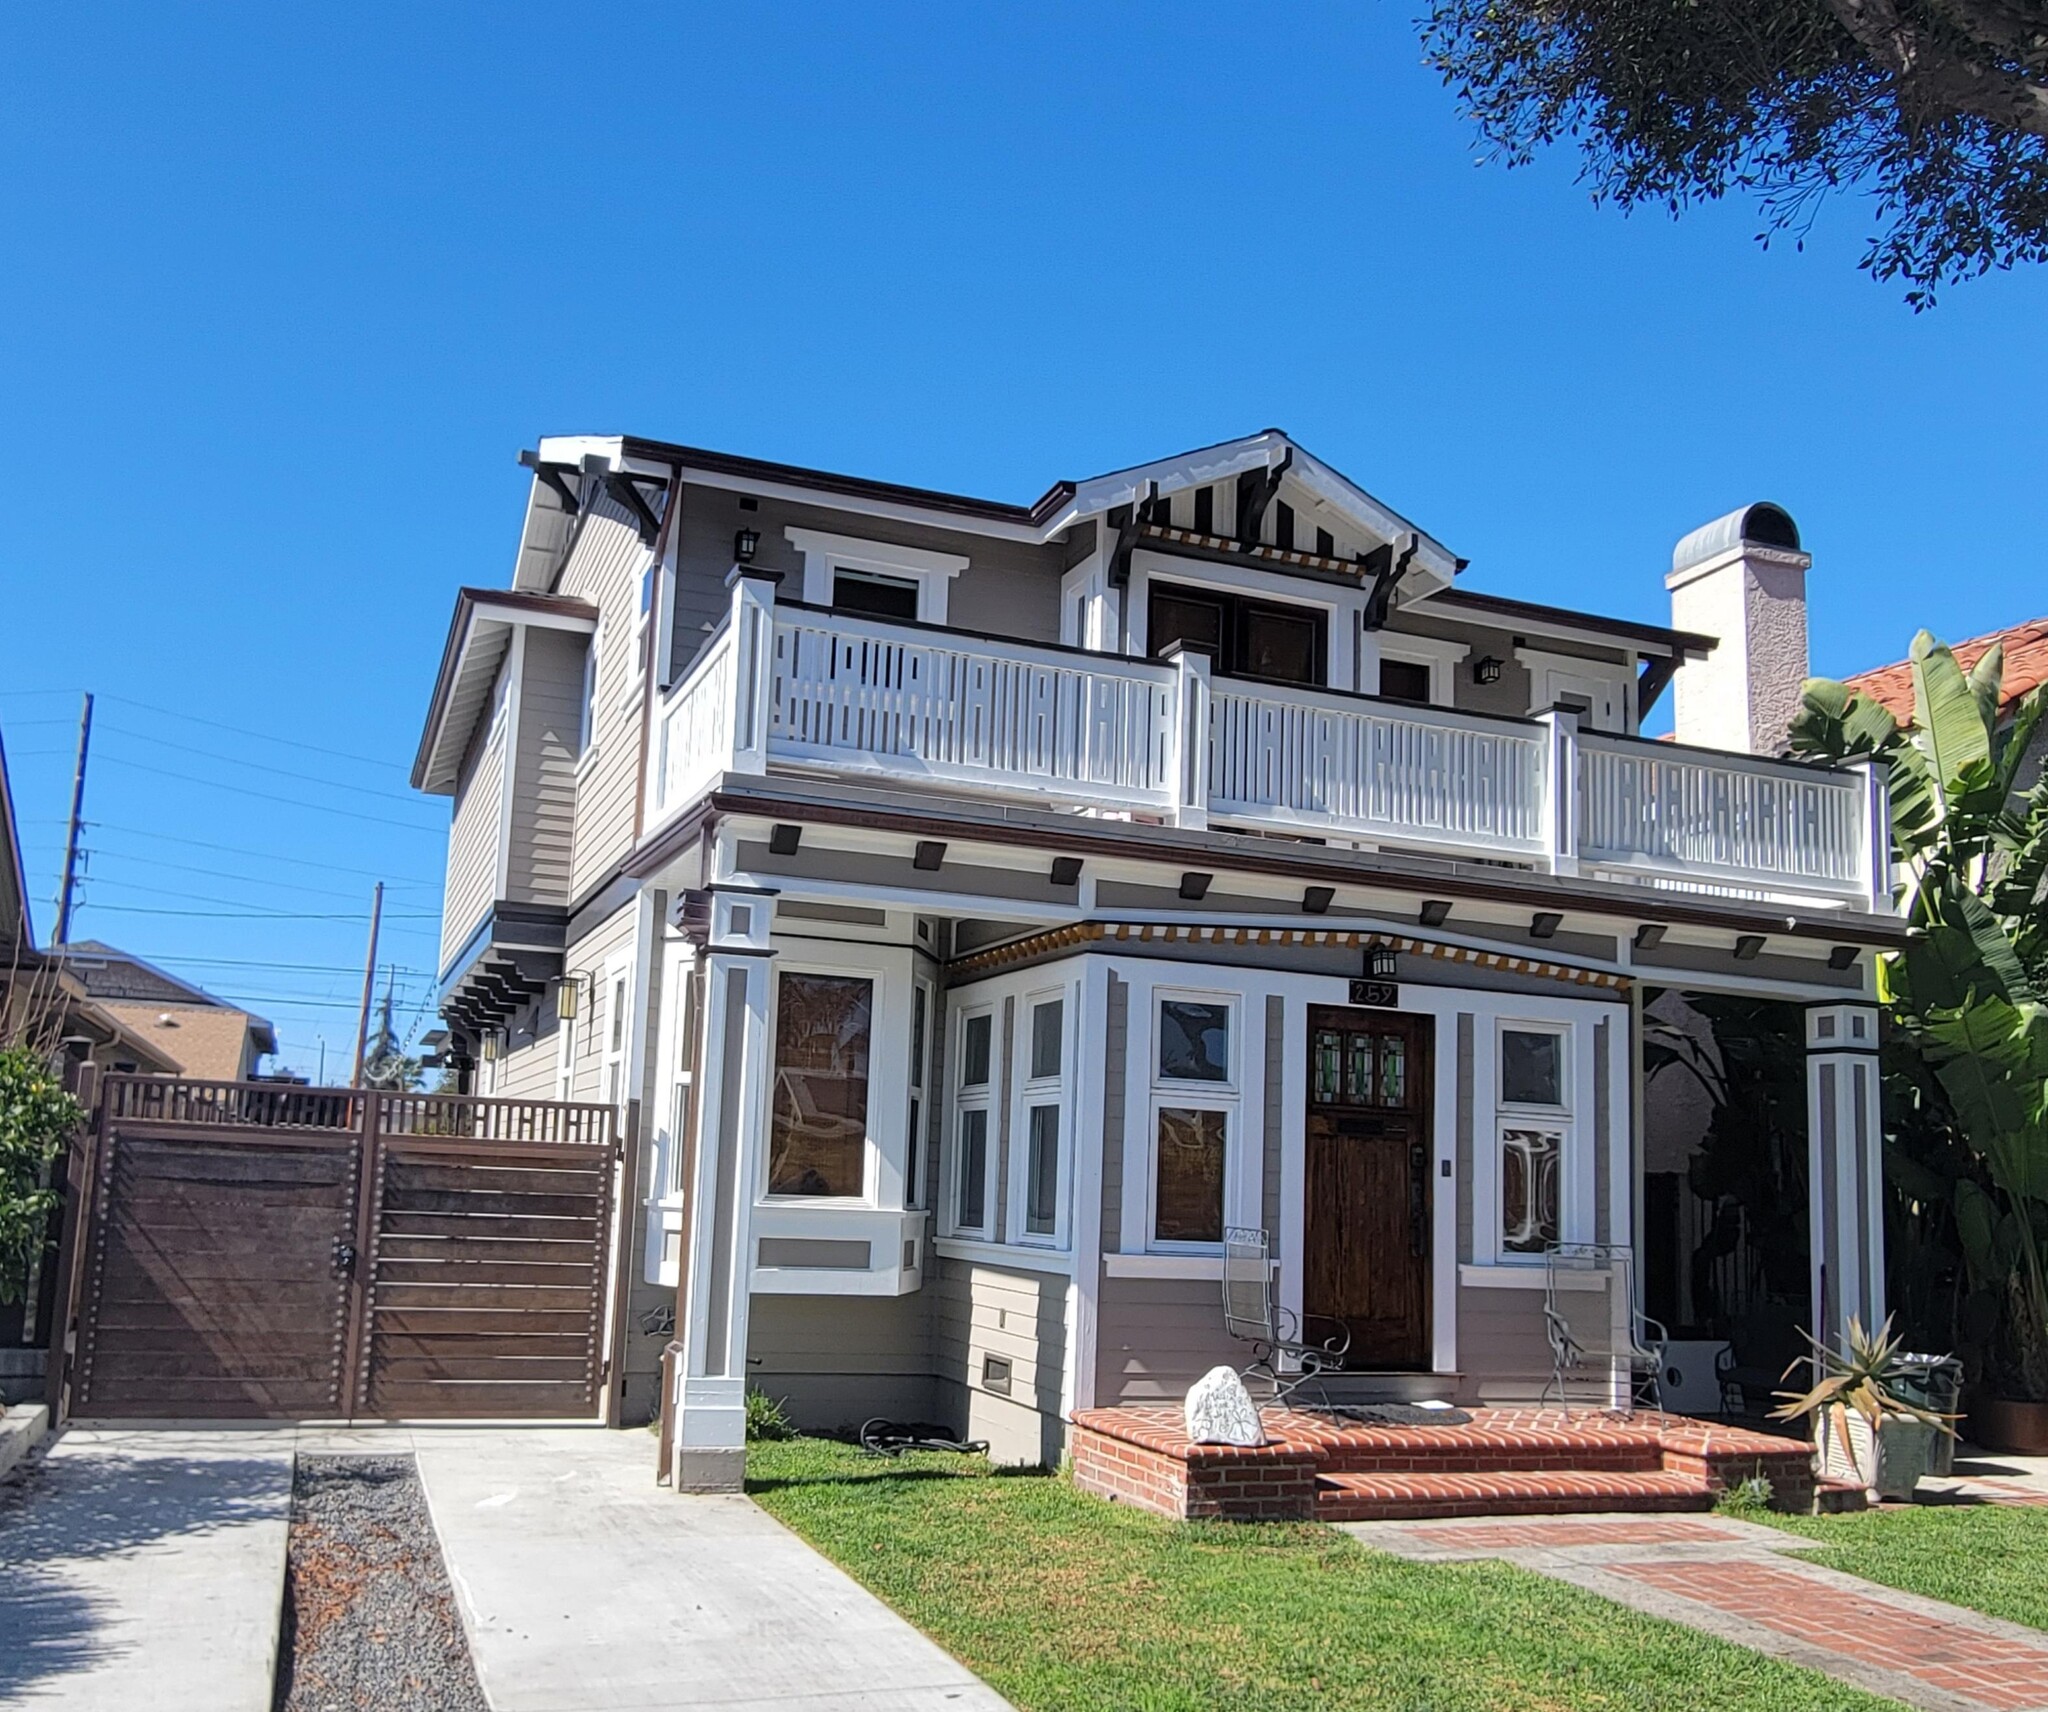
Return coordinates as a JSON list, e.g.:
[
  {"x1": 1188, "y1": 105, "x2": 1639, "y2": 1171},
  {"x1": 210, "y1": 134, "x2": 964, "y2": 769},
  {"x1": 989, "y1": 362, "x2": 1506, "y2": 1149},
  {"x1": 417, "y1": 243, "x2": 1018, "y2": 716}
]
[{"x1": 981, "y1": 1354, "x2": 1013, "y2": 1397}]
